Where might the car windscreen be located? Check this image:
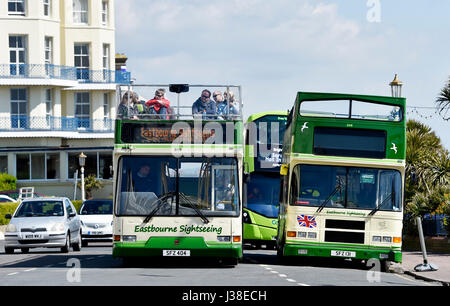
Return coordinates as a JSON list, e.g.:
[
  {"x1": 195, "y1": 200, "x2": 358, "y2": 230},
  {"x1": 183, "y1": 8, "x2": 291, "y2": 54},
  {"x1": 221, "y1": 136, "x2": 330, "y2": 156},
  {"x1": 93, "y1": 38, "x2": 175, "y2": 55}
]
[
  {"x1": 15, "y1": 201, "x2": 64, "y2": 217},
  {"x1": 80, "y1": 201, "x2": 113, "y2": 215}
]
